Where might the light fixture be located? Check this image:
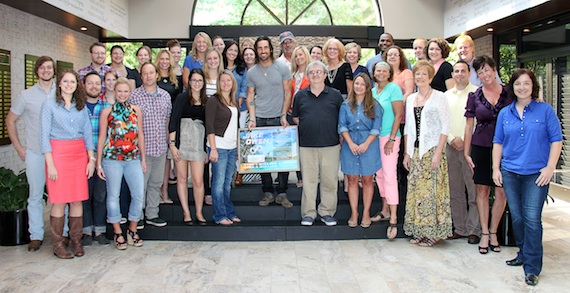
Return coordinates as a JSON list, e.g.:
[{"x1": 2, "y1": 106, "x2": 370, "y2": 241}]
[
  {"x1": 80, "y1": 26, "x2": 87, "y2": 31},
  {"x1": 487, "y1": 27, "x2": 494, "y2": 32},
  {"x1": 523, "y1": 28, "x2": 531, "y2": 33}
]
